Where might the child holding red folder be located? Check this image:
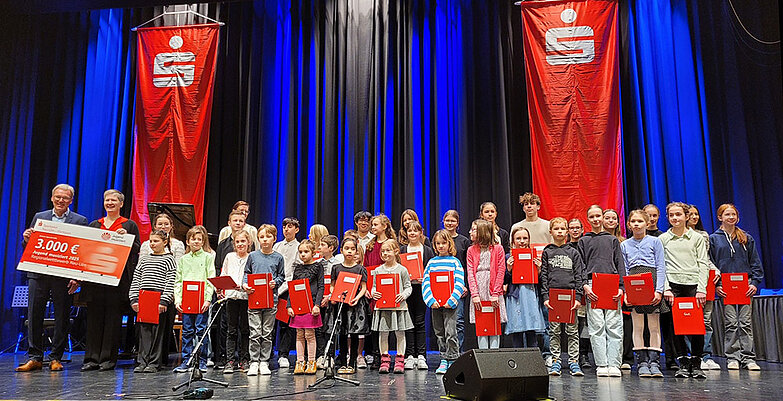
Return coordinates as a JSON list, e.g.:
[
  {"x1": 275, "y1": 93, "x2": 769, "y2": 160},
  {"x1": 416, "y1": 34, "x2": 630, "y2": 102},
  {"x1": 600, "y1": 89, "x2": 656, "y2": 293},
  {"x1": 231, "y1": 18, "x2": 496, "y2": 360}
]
[
  {"x1": 709, "y1": 204, "x2": 764, "y2": 371},
  {"x1": 467, "y1": 219, "x2": 507, "y2": 350},
  {"x1": 660, "y1": 202, "x2": 711, "y2": 378},
  {"x1": 422, "y1": 230, "x2": 466, "y2": 374},
  {"x1": 620, "y1": 210, "x2": 666, "y2": 378},
  {"x1": 129, "y1": 230, "x2": 176, "y2": 373},
  {"x1": 219, "y1": 230, "x2": 252, "y2": 374},
  {"x1": 503, "y1": 227, "x2": 546, "y2": 350},
  {"x1": 173, "y1": 226, "x2": 216, "y2": 373},
  {"x1": 284, "y1": 240, "x2": 325, "y2": 375},
  {"x1": 400, "y1": 221, "x2": 434, "y2": 370},
  {"x1": 243, "y1": 224, "x2": 286, "y2": 376},
  {"x1": 330, "y1": 237, "x2": 370, "y2": 374},
  {"x1": 540, "y1": 218, "x2": 585, "y2": 377},
  {"x1": 370, "y1": 240, "x2": 413, "y2": 374},
  {"x1": 578, "y1": 205, "x2": 625, "y2": 377}
]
